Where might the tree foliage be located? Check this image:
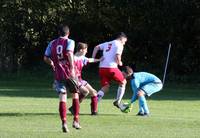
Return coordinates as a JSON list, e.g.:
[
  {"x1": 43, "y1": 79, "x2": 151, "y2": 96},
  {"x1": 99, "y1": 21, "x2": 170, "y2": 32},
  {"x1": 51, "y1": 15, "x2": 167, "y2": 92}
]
[{"x1": 0, "y1": 0, "x2": 199, "y2": 76}]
